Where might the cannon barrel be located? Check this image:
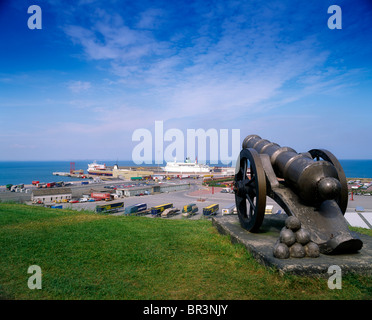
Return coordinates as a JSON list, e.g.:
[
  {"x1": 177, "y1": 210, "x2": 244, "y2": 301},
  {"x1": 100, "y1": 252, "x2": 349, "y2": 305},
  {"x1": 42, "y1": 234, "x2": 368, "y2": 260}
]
[
  {"x1": 235, "y1": 134, "x2": 362, "y2": 254},
  {"x1": 242, "y1": 135, "x2": 341, "y2": 206}
]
